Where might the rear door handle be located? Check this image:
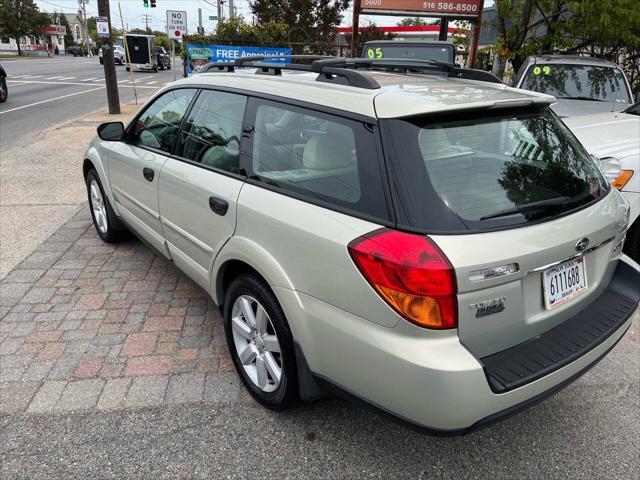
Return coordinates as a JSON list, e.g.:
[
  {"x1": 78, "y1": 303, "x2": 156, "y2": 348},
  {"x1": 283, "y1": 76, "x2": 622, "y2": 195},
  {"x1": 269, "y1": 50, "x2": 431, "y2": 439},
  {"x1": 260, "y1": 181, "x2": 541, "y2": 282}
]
[
  {"x1": 209, "y1": 196, "x2": 229, "y2": 216},
  {"x1": 143, "y1": 167, "x2": 154, "y2": 182}
]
